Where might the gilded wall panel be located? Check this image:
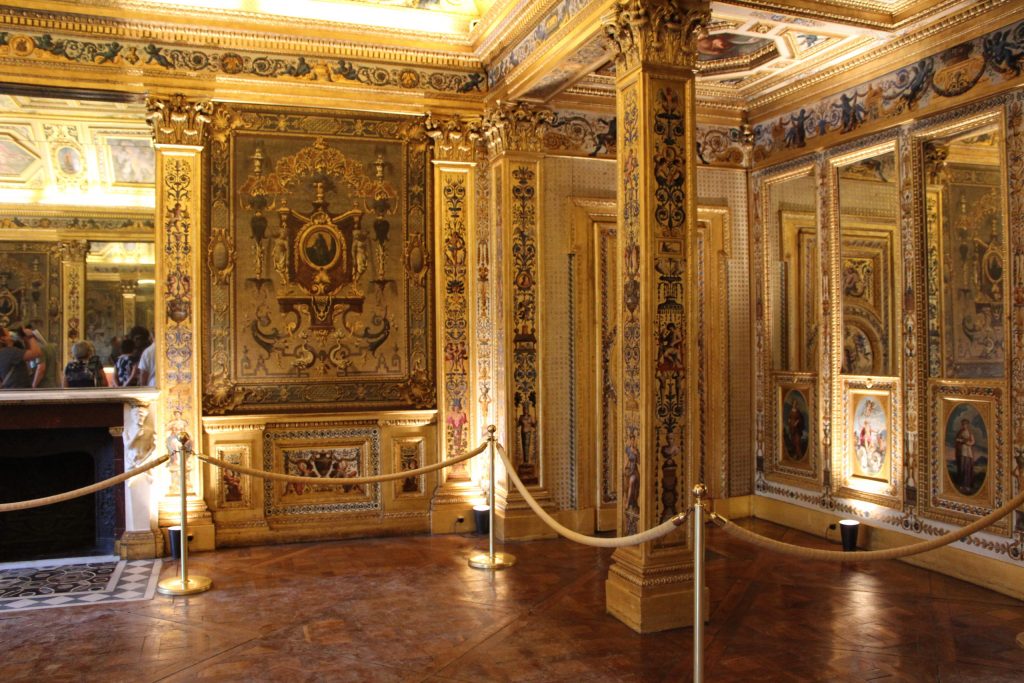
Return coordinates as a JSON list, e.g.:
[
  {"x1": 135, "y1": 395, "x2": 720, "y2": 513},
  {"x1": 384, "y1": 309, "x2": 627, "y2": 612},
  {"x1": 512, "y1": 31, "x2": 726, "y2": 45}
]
[
  {"x1": 510, "y1": 163, "x2": 540, "y2": 485},
  {"x1": 619, "y1": 81, "x2": 641, "y2": 537},
  {"x1": 0, "y1": 242, "x2": 60, "y2": 343},
  {"x1": 203, "y1": 105, "x2": 434, "y2": 414}
]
